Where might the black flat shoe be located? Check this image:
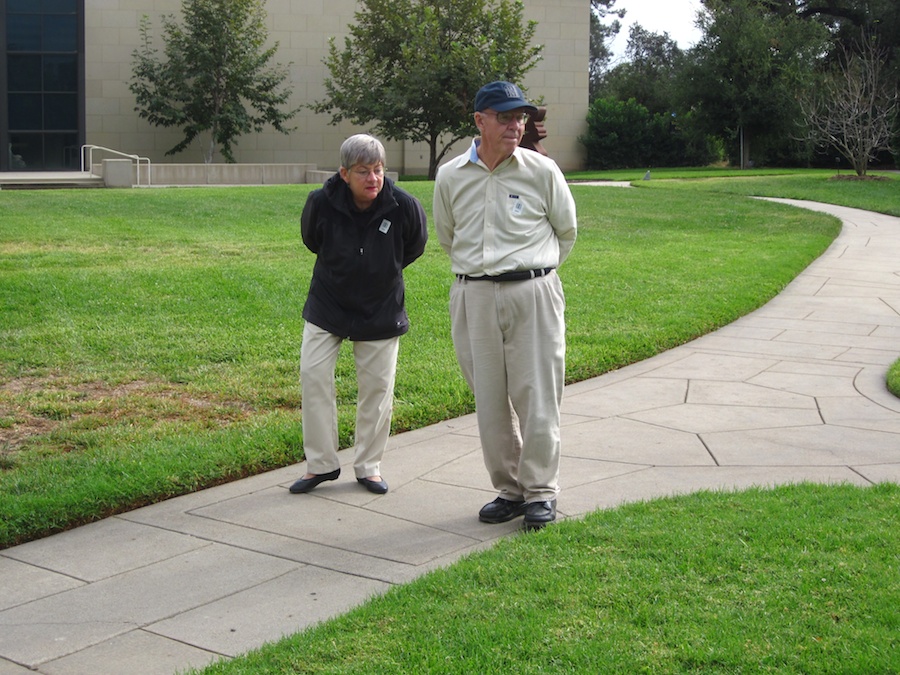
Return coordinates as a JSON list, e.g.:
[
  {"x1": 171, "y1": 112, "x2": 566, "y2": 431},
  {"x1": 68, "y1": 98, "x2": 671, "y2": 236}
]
[
  {"x1": 357, "y1": 477, "x2": 388, "y2": 494},
  {"x1": 478, "y1": 497, "x2": 527, "y2": 523},
  {"x1": 289, "y1": 469, "x2": 340, "y2": 493},
  {"x1": 523, "y1": 499, "x2": 557, "y2": 531}
]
